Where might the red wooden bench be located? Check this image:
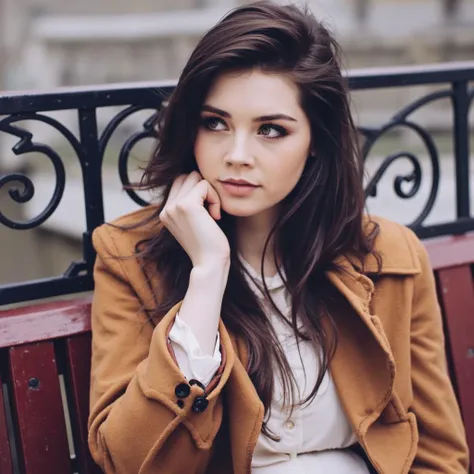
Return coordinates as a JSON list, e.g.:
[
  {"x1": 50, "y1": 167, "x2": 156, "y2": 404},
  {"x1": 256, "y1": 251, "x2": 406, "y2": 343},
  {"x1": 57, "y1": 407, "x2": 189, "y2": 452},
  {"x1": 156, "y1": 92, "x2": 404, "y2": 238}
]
[{"x1": 0, "y1": 235, "x2": 473, "y2": 474}]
